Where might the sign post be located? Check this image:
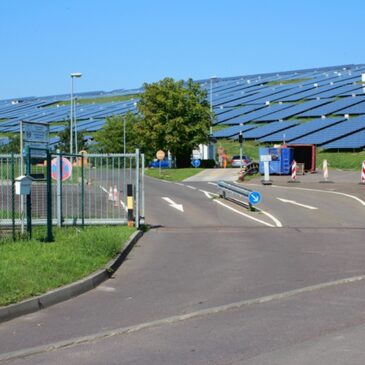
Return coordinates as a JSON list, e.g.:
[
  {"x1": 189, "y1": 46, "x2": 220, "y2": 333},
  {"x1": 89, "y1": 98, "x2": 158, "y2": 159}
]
[
  {"x1": 156, "y1": 150, "x2": 165, "y2": 176},
  {"x1": 20, "y1": 121, "x2": 49, "y2": 233},
  {"x1": 260, "y1": 154, "x2": 272, "y2": 185}
]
